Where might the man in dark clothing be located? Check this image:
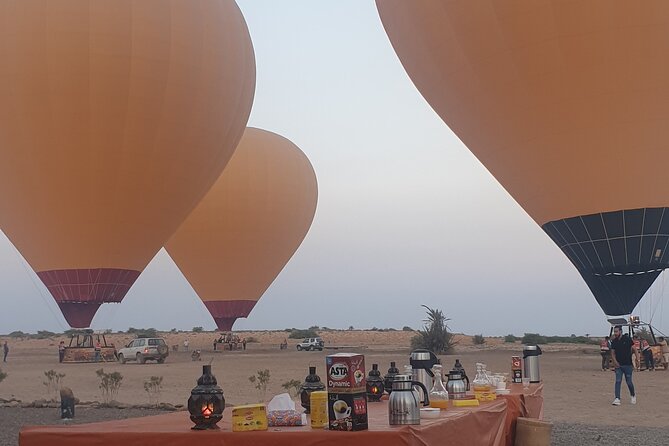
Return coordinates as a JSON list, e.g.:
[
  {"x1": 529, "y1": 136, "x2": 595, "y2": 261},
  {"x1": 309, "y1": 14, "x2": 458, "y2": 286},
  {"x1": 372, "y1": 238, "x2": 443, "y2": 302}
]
[
  {"x1": 2, "y1": 341, "x2": 8, "y2": 362},
  {"x1": 609, "y1": 325, "x2": 636, "y2": 406}
]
